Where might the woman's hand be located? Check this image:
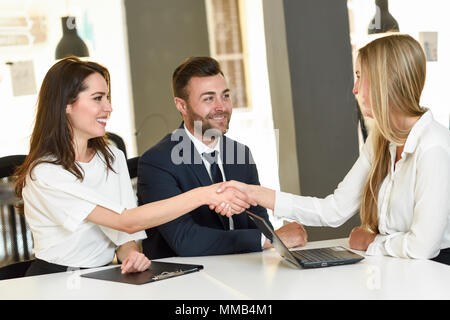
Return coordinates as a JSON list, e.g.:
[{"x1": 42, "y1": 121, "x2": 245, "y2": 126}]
[
  {"x1": 214, "y1": 180, "x2": 277, "y2": 214},
  {"x1": 120, "y1": 251, "x2": 151, "y2": 274},
  {"x1": 214, "y1": 181, "x2": 257, "y2": 217},
  {"x1": 349, "y1": 226, "x2": 377, "y2": 251},
  {"x1": 217, "y1": 180, "x2": 253, "y2": 195},
  {"x1": 204, "y1": 183, "x2": 253, "y2": 216}
]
